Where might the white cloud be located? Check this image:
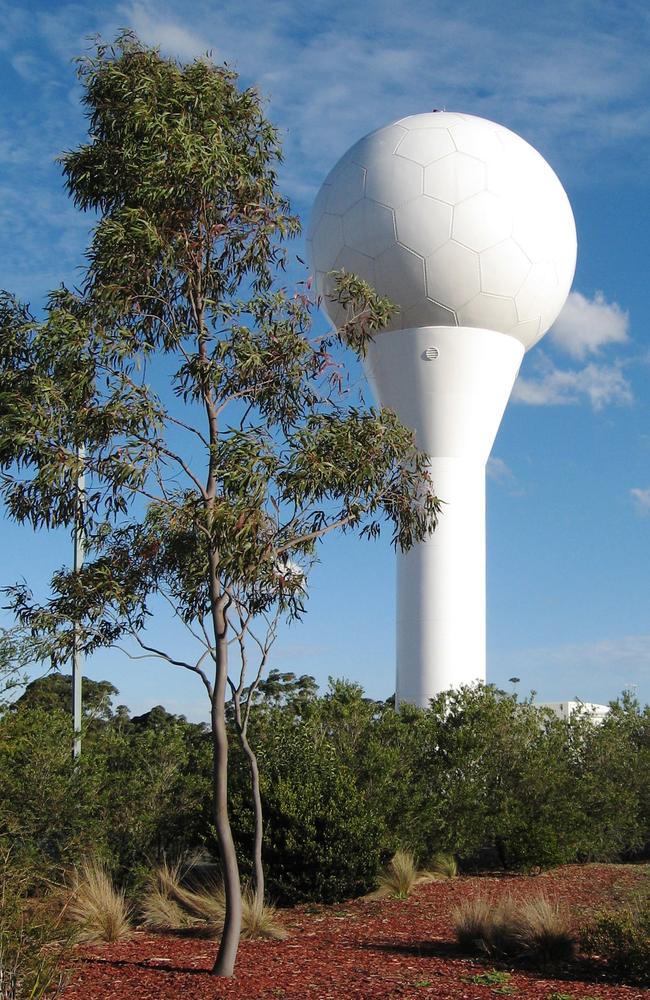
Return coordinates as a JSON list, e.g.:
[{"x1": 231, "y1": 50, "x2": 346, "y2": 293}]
[
  {"x1": 127, "y1": 9, "x2": 209, "y2": 62},
  {"x1": 109, "y1": 0, "x2": 650, "y2": 202},
  {"x1": 487, "y1": 457, "x2": 514, "y2": 484},
  {"x1": 550, "y1": 291, "x2": 629, "y2": 359},
  {"x1": 487, "y1": 457, "x2": 529, "y2": 498},
  {"x1": 512, "y1": 354, "x2": 633, "y2": 410},
  {"x1": 631, "y1": 488, "x2": 650, "y2": 516}
]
